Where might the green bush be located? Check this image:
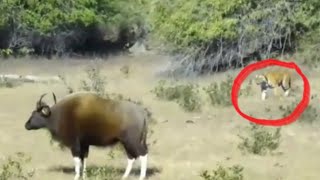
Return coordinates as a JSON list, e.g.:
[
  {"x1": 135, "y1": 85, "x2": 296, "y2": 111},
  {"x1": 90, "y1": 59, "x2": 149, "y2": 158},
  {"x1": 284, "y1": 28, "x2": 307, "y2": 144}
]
[
  {"x1": 295, "y1": 28, "x2": 320, "y2": 68},
  {"x1": 150, "y1": 0, "x2": 320, "y2": 51},
  {"x1": 239, "y1": 79, "x2": 253, "y2": 97},
  {"x1": 149, "y1": 0, "x2": 245, "y2": 51},
  {"x1": 0, "y1": 152, "x2": 35, "y2": 180},
  {"x1": 0, "y1": 78, "x2": 21, "y2": 88},
  {"x1": 0, "y1": 49, "x2": 13, "y2": 58},
  {"x1": 0, "y1": 0, "x2": 146, "y2": 34},
  {"x1": 60, "y1": 64, "x2": 108, "y2": 97},
  {"x1": 86, "y1": 166, "x2": 120, "y2": 180},
  {"x1": 148, "y1": 0, "x2": 320, "y2": 74},
  {"x1": 79, "y1": 65, "x2": 109, "y2": 98},
  {"x1": 200, "y1": 164, "x2": 244, "y2": 180},
  {"x1": 238, "y1": 123, "x2": 281, "y2": 155},
  {"x1": 1, "y1": 0, "x2": 320, "y2": 71},
  {"x1": 203, "y1": 76, "x2": 233, "y2": 107},
  {"x1": 0, "y1": 0, "x2": 148, "y2": 57},
  {"x1": 279, "y1": 94, "x2": 319, "y2": 124},
  {"x1": 152, "y1": 80, "x2": 201, "y2": 112}
]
